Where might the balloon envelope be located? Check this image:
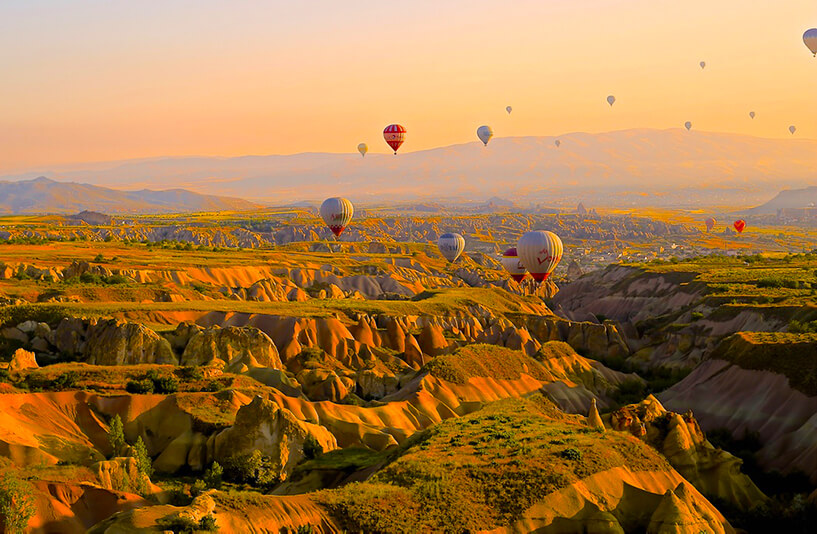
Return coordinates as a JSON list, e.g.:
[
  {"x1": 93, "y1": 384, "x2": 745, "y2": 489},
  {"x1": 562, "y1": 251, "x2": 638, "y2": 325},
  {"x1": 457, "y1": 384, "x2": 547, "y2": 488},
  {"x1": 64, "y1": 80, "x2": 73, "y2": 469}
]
[
  {"x1": 357, "y1": 143, "x2": 368, "y2": 157},
  {"x1": 506, "y1": 106, "x2": 512, "y2": 114},
  {"x1": 700, "y1": 61, "x2": 706, "y2": 69},
  {"x1": 705, "y1": 217, "x2": 716, "y2": 232},
  {"x1": 501, "y1": 248, "x2": 527, "y2": 282},
  {"x1": 733, "y1": 220, "x2": 746, "y2": 233},
  {"x1": 684, "y1": 121, "x2": 692, "y2": 131},
  {"x1": 477, "y1": 125, "x2": 493, "y2": 146},
  {"x1": 749, "y1": 111, "x2": 755, "y2": 119},
  {"x1": 789, "y1": 125, "x2": 797, "y2": 135},
  {"x1": 804, "y1": 28, "x2": 817, "y2": 55},
  {"x1": 517, "y1": 230, "x2": 563, "y2": 282},
  {"x1": 555, "y1": 140, "x2": 561, "y2": 148},
  {"x1": 320, "y1": 197, "x2": 354, "y2": 237},
  {"x1": 607, "y1": 95, "x2": 616, "y2": 106},
  {"x1": 438, "y1": 233, "x2": 466, "y2": 263},
  {"x1": 383, "y1": 124, "x2": 406, "y2": 154}
]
